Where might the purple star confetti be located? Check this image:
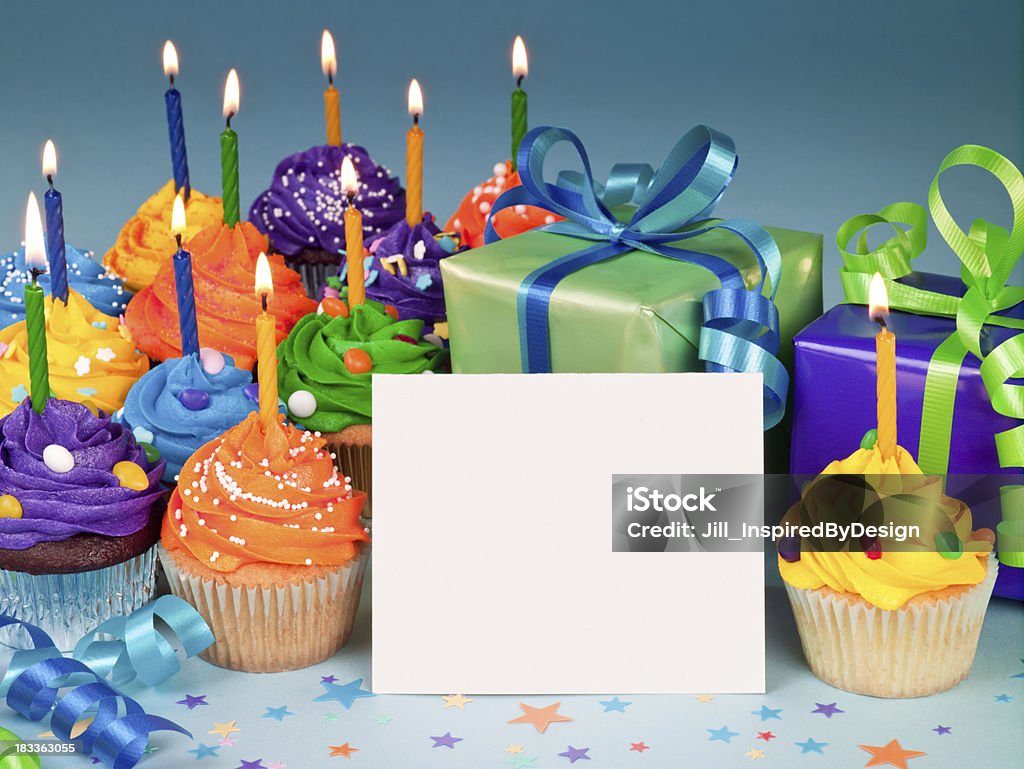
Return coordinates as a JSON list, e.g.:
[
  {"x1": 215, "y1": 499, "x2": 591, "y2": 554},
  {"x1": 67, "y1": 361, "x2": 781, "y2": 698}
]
[
  {"x1": 811, "y1": 702, "x2": 844, "y2": 718},
  {"x1": 558, "y1": 745, "x2": 591, "y2": 763},
  {"x1": 430, "y1": 732, "x2": 463, "y2": 749},
  {"x1": 177, "y1": 694, "x2": 209, "y2": 709},
  {"x1": 234, "y1": 761, "x2": 266, "y2": 769},
  {"x1": 933, "y1": 725, "x2": 952, "y2": 735},
  {"x1": 321, "y1": 675, "x2": 338, "y2": 684}
]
